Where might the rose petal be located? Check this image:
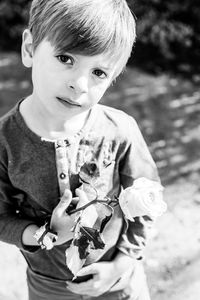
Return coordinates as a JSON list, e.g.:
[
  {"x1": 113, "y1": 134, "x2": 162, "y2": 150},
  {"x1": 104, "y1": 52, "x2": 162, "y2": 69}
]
[{"x1": 119, "y1": 178, "x2": 166, "y2": 220}]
